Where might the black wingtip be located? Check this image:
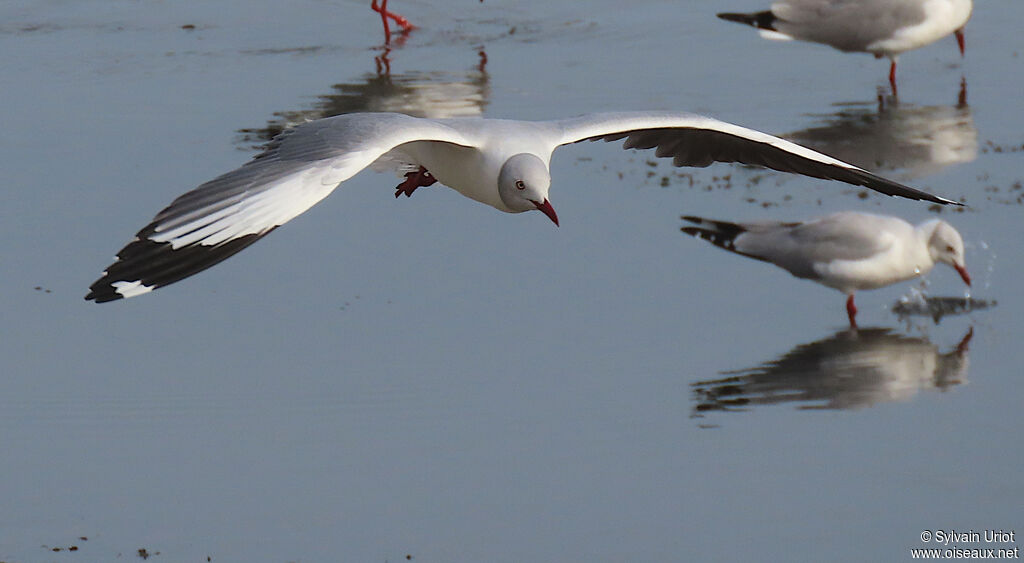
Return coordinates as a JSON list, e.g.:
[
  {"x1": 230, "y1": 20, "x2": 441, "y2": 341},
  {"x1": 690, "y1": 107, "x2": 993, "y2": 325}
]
[
  {"x1": 680, "y1": 216, "x2": 746, "y2": 241},
  {"x1": 845, "y1": 167, "x2": 961, "y2": 206},
  {"x1": 717, "y1": 10, "x2": 777, "y2": 31},
  {"x1": 85, "y1": 229, "x2": 274, "y2": 304},
  {"x1": 84, "y1": 289, "x2": 123, "y2": 303}
]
